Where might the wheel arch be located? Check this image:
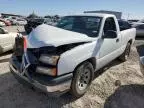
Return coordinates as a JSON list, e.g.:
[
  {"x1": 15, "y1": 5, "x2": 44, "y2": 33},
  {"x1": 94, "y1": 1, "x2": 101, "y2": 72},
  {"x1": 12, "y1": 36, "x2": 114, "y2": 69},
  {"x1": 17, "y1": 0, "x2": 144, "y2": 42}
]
[
  {"x1": 128, "y1": 39, "x2": 133, "y2": 45},
  {"x1": 74, "y1": 57, "x2": 96, "y2": 73}
]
